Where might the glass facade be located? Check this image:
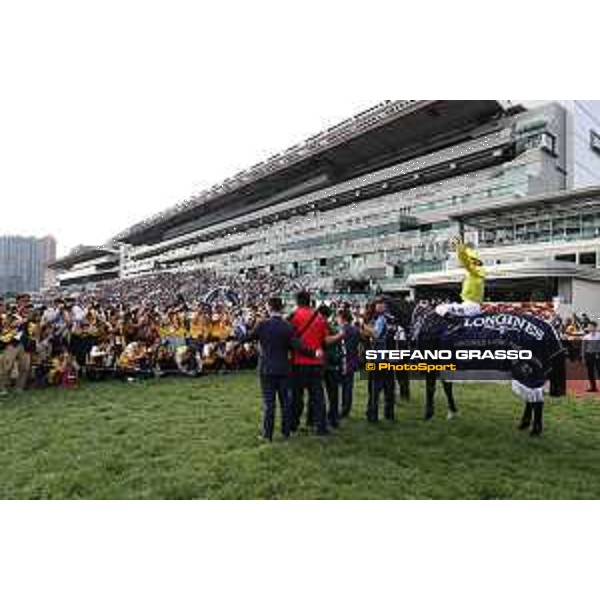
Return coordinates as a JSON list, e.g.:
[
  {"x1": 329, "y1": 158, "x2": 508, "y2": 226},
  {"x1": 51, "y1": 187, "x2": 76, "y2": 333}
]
[
  {"x1": 118, "y1": 102, "x2": 585, "y2": 291},
  {"x1": 480, "y1": 211, "x2": 600, "y2": 248}
]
